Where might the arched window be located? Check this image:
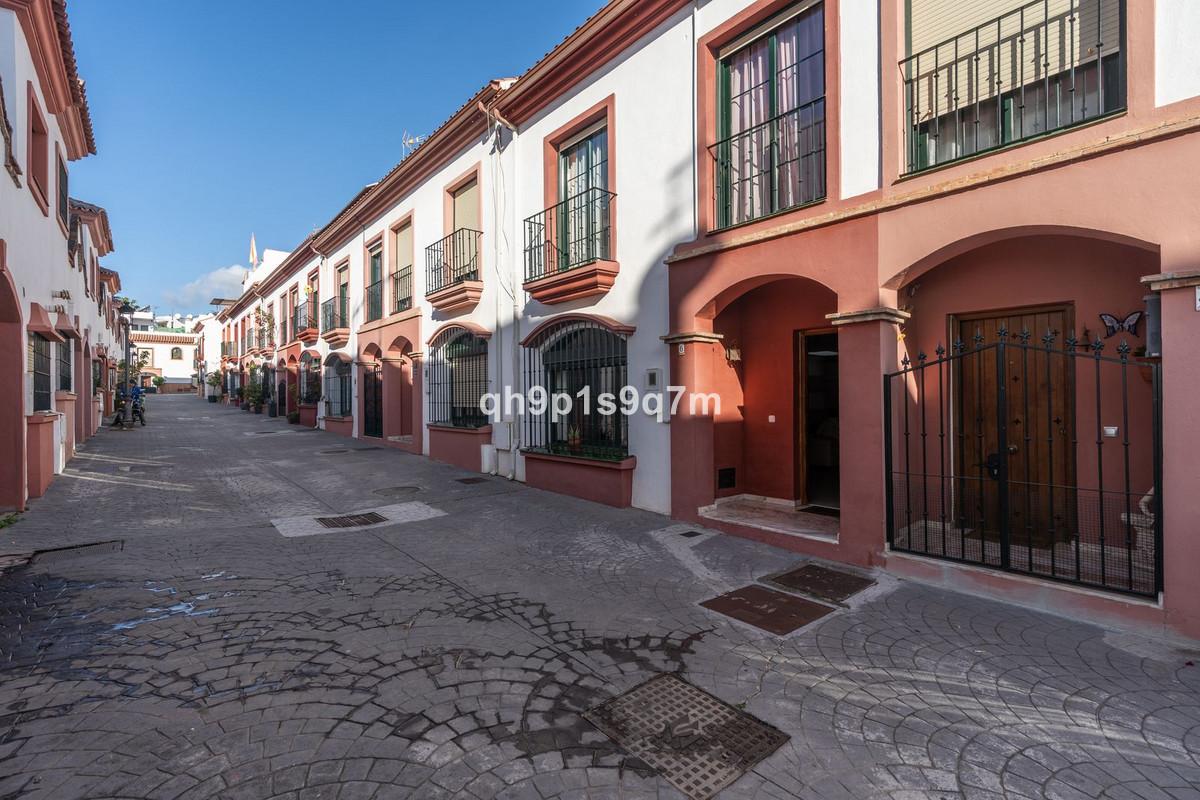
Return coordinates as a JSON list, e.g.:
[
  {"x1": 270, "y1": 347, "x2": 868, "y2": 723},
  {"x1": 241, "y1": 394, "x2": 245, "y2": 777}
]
[
  {"x1": 323, "y1": 356, "x2": 352, "y2": 417},
  {"x1": 428, "y1": 327, "x2": 489, "y2": 428},
  {"x1": 170, "y1": 347, "x2": 182, "y2": 360},
  {"x1": 522, "y1": 319, "x2": 628, "y2": 460},
  {"x1": 299, "y1": 352, "x2": 320, "y2": 404}
]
